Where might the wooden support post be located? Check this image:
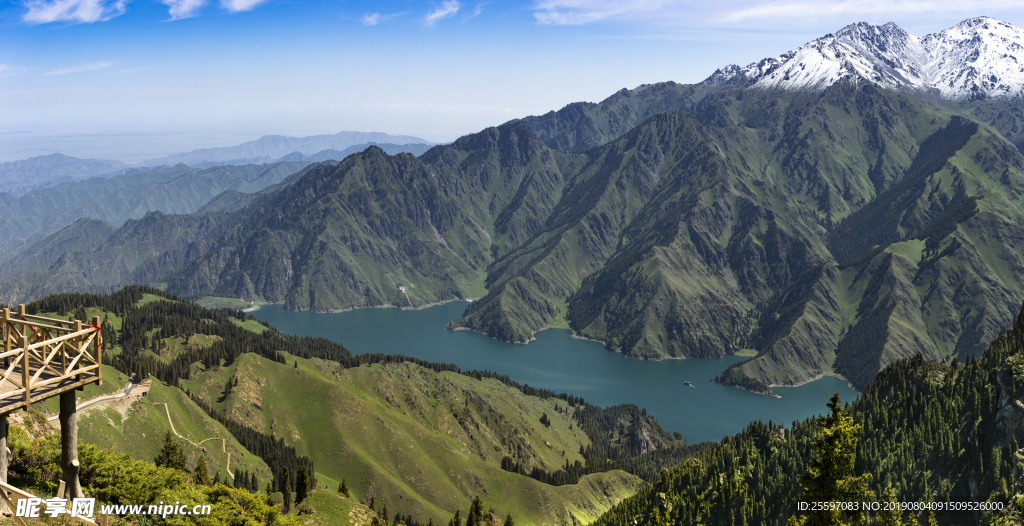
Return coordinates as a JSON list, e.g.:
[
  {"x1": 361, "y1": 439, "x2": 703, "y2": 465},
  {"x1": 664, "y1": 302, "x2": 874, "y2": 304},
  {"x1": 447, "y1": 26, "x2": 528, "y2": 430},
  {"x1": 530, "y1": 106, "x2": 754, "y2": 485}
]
[
  {"x1": 93, "y1": 316, "x2": 102, "y2": 386},
  {"x1": 0, "y1": 413, "x2": 9, "y2": 515},
  {"x1": 2, "y1": 308, "x2": 9, "y2": 369},
  {"x1": 59, "y1": 391, "x2": 82, "y2": 500},
  {"x1": 75, "y1": 320, "x2": 83, "y2": 388},
  {"x1": 21, "y1": 335, "x2": 29, "y2": 411}
]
